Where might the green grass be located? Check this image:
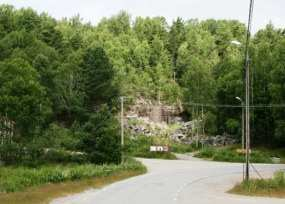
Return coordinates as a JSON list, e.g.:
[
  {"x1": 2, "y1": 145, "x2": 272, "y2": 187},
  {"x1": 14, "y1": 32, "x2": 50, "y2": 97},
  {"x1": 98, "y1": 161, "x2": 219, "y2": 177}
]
[
  {"x1": 0, "y1": 158, "x2": 146, "y2": 193},
  {"x1": 170, "y1": 142, "x2": 194, "y2": 154},
  {"x1": 229, "y1": 171, "x2": 285, "y2": 198},
  {"x1": 255, "y1": 147, "x2": 285, "y2": 163},
  {"x1": 132, "y1": 151, "x2": 177, "y2": 160},
  {"x1": 195, "y1": 146, "x2": 274, "y2": 163}
]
